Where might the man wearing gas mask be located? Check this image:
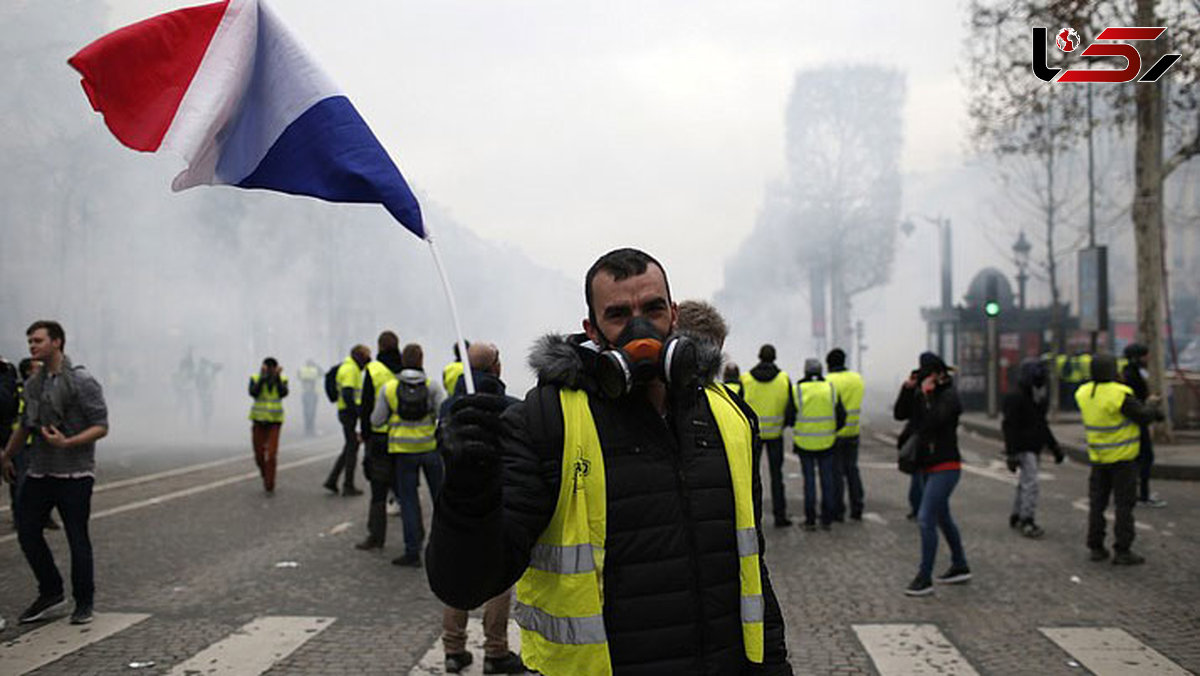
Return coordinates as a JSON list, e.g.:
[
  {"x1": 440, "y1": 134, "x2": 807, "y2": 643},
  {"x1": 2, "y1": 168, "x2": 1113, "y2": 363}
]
[{"x1": 427, "y1": 248, "x2": 792, "y2": 675}]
